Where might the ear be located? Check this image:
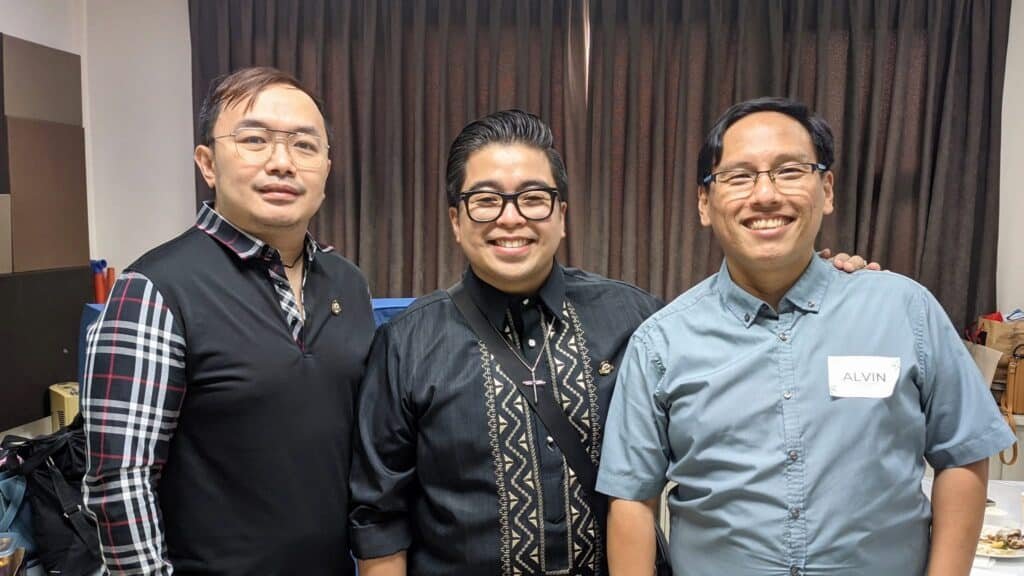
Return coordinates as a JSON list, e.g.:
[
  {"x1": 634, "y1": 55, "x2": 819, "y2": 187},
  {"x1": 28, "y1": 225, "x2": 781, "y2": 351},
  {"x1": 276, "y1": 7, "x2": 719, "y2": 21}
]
[
  {"x1": 448, "y1": 206, "x2": 463, "y2": 244},
  {"x1": 697, "y1": 186, "x2": 712, "y2": 227},
  {"x1": 822, "y1": 170, "x2": 835, "y2": 215},
  {"x1": 323, "y1": 157, "x2": 332, "y2": 197},
  {"x1": 194, "y1": 144, "x2": 218, "y2": 189},
  {"x1": 558, "y1": 201, "x2": 567, "y2": 238}
]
